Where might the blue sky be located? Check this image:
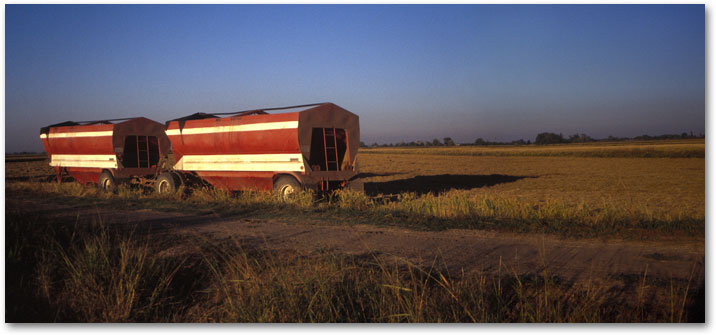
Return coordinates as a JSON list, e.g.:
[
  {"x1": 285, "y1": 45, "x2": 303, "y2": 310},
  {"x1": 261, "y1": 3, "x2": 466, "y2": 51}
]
[{"x1": 5, "y1": 4, "x2": 704, "y2": 152}]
